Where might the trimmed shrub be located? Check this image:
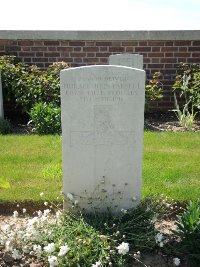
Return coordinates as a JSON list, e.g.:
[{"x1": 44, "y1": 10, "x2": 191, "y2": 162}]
[
  {"x1": 0, "y1": 56, "x2": 69, "y2": 114},
  {"x1": 28, "y1": 102, "x2": 61, "y2": 135}
]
